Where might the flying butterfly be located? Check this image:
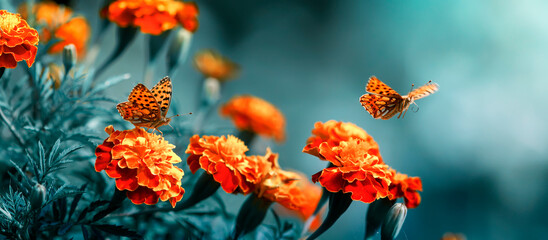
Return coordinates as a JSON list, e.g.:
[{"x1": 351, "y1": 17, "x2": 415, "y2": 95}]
[
  {"x1": 117, "y1": 76, "x2": 184, "y2": 133},
  {"x1": 359, "y1": 76, "x2": 438, "y2": 120}
]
